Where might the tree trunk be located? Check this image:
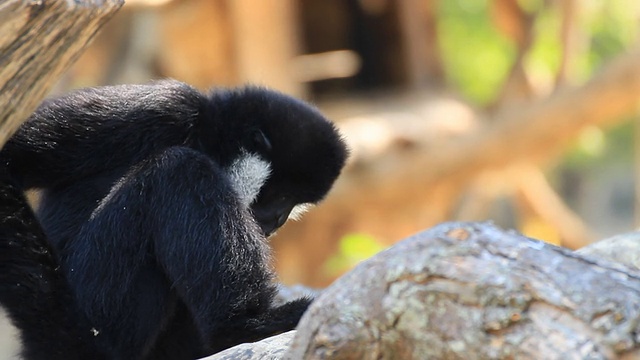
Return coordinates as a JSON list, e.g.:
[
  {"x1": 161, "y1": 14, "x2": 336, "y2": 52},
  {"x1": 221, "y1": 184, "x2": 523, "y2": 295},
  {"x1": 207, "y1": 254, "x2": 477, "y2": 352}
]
[{"x1": 0, "y1": 0, "x2": 124, "y2": 145}]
